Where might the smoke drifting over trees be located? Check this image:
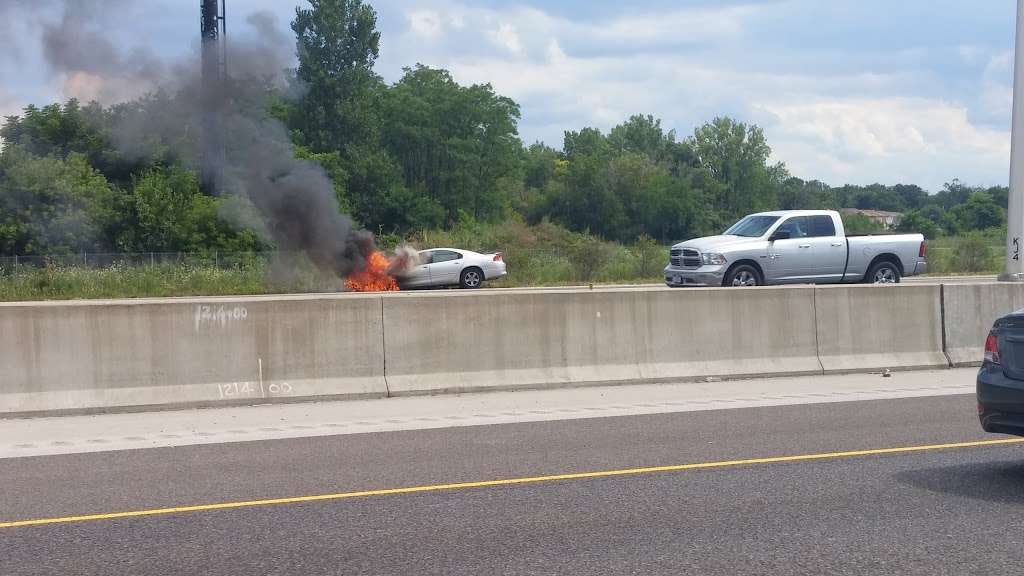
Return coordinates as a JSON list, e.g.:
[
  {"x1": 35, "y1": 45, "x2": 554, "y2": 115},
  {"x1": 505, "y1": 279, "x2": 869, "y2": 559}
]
[{"x1": 6, "y1": 0, "x2": 371, "y2": 277}]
